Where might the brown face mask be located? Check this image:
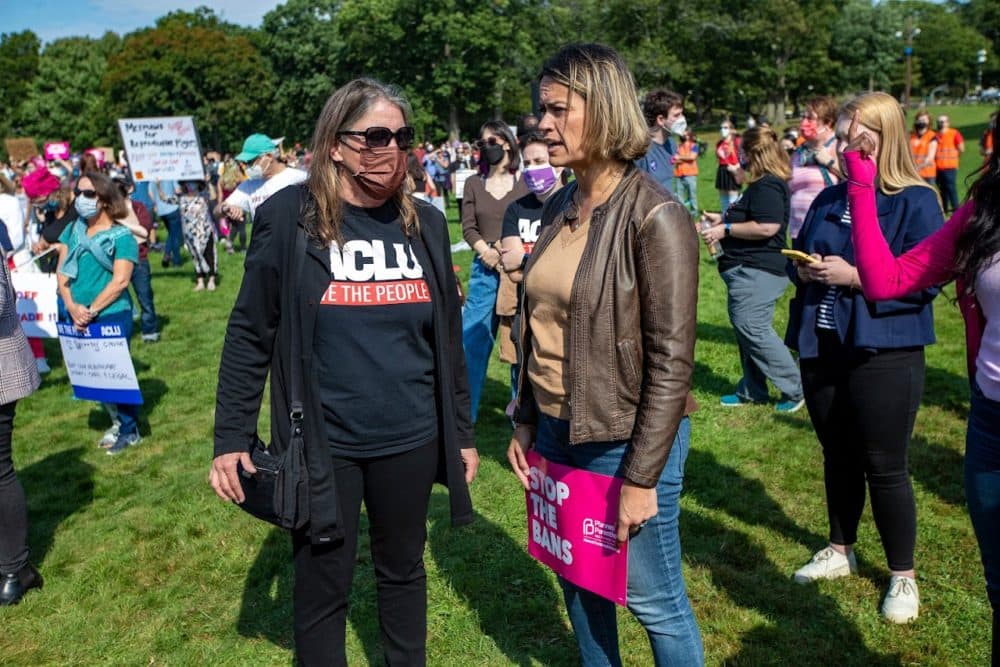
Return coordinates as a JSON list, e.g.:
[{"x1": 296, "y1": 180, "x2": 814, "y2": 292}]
[{"x1": 347, "y1": 146, "x2": 406, "y2": 201}]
